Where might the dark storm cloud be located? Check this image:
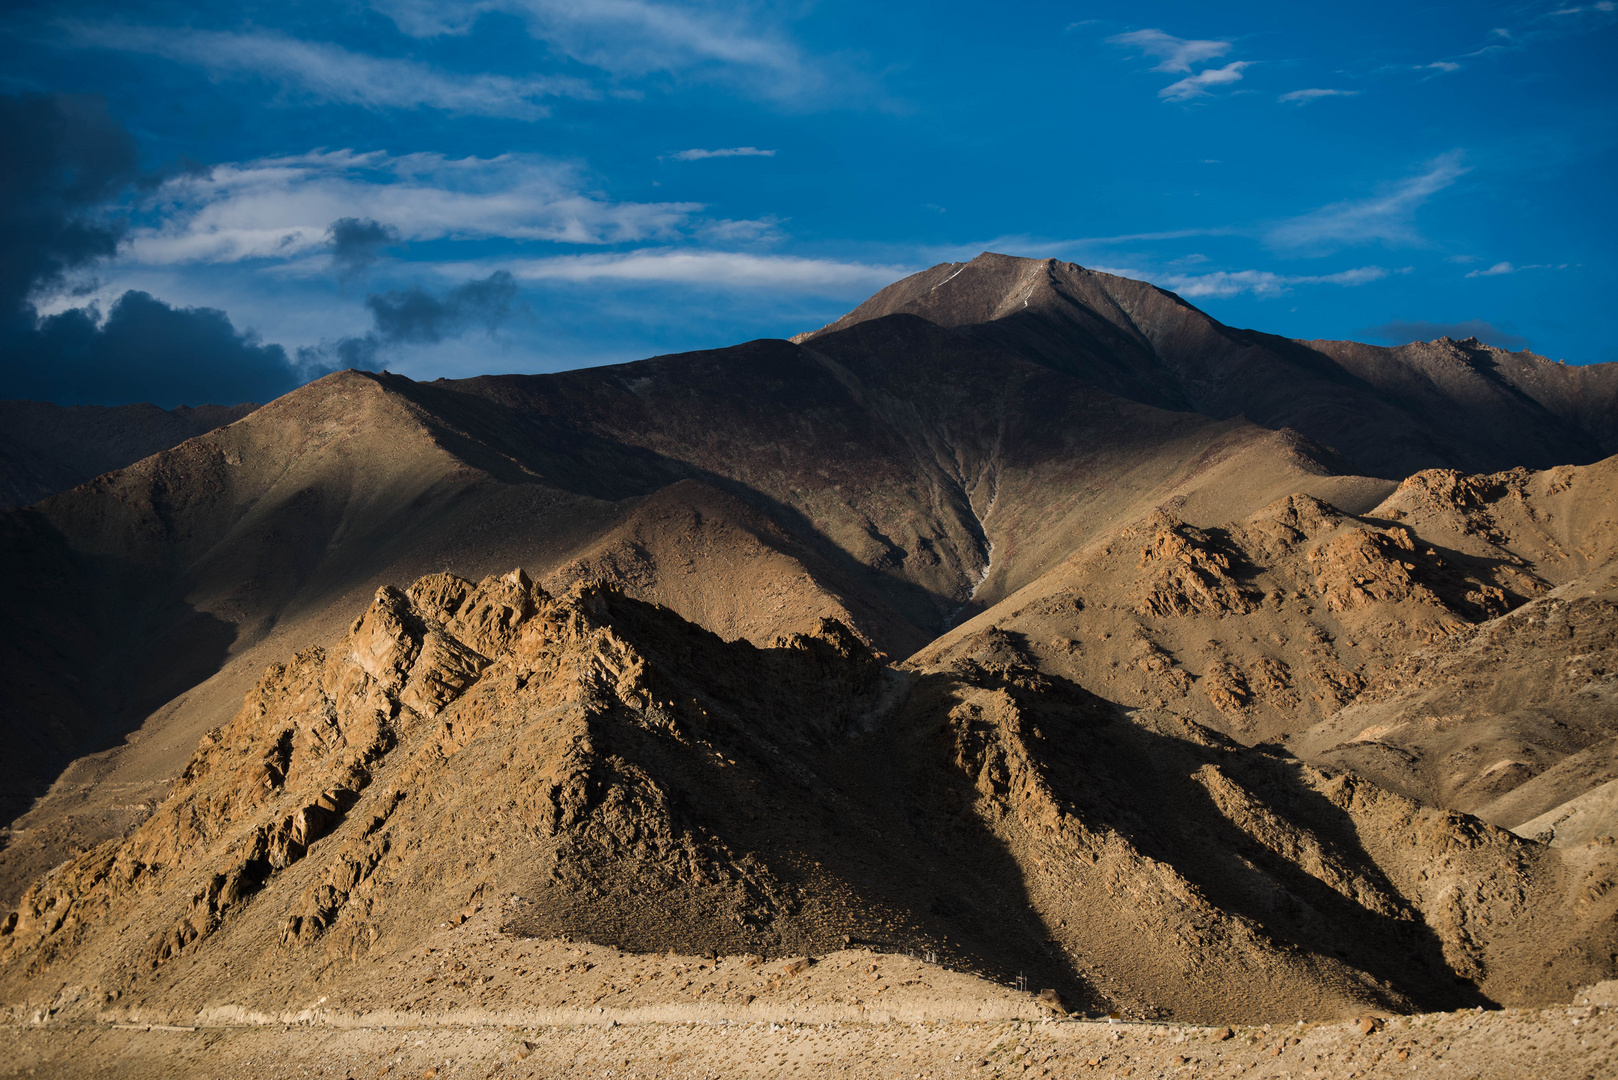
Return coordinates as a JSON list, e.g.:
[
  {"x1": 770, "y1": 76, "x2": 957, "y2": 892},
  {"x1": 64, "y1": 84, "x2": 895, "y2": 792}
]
[
  {"x1": 327, "y1": 216, "x2": 400, "y2": 282},
  {"x1": 368, "y1": 272, "x2": 519, "y2": 342},
  {"x1": 1358, "y1": 318, "x2": 1531, "y2": 351},
  {"x1": 0, "y1": 92, "x2": 137, "y2": 308},
  {"x1": 305, "y1": 271, "x2": 520, "y2": 368},
  {"x1": 0, "y1": 92, "x2": 308, "y2": 407},
  {"x1": 10, "y1": 291, "x2": 301, "y2": 407}
]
